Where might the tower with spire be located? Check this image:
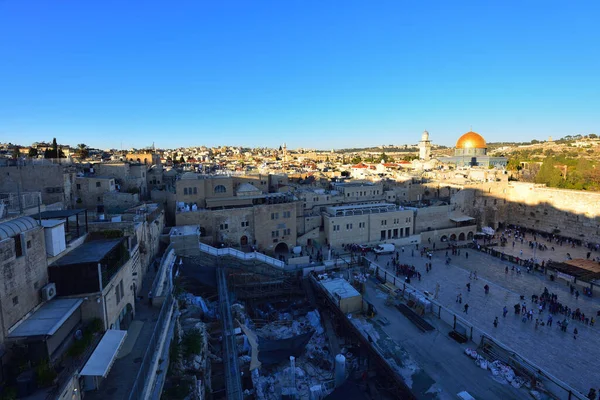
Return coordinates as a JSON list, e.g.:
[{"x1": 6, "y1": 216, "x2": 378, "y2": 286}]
[{"x1": 419, "y1": 130, "x2": 431, "y2": 160}]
